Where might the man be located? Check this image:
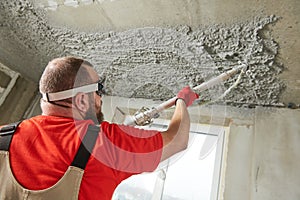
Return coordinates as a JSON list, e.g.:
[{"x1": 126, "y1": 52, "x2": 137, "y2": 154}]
[{"x1": 0, "y1": 56, "x2": 198, "y2": 199}]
